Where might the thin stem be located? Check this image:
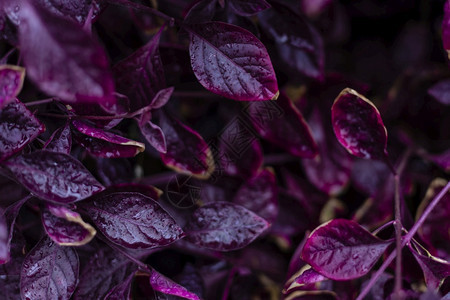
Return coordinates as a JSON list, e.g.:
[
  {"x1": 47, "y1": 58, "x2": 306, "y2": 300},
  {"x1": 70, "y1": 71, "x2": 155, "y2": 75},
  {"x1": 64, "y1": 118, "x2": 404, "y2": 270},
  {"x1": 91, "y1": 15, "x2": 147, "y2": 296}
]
[
  {"x1": 393, "y1": 175, "x2": 402, "y2": 299},
  {"x1": 357, "y1": 181, "x2": 450, "y2": 300},
  {"x1": 221, "y1": 268, "x2": 237, "y2": 300},
  {"x1": 372, "y1": 220, "x2": 395, "y2": 236},
  {"x1": 24, "y1": 98, "x2": 54, "y2": 107}
]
